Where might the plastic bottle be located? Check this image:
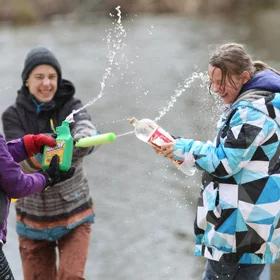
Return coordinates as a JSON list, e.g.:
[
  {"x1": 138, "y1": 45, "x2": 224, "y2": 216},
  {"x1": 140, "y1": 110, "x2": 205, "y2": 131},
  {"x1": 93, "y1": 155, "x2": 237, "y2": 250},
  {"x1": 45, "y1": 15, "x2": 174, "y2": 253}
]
[
  {"x1": 173, "y1": 152, "x2": 196, "y2": 176},
  {"x1": 75, "y1": 132, "x2": 116, "y2": 147},
  {"x1": 42, "y1": 120, "x2": 73, "y2": 171},
  {"x1": 128, "y1": 117, "x2": 174, "y2": 147},
  {"x1": 129, "y1": 117, "x2": 196, "y2": 176}
]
